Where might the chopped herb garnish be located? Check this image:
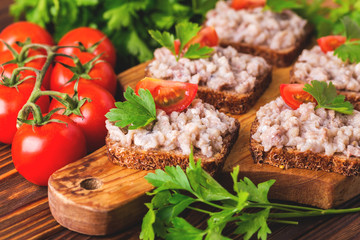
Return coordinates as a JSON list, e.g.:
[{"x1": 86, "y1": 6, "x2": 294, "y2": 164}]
[
  {"x1": 334, "y1": 16, "x2": 360, "y2": 63},
  {"x1": 105, "y1": 87, "x2": 156, "y2": 130},
  {"x1": 303, "y1": 80, "x2": 353, "y2": 115},
  {"x1": 149, "y1": 22, "x2": 214, "y2": 61},
  {"x1": 264, "y1": 0, "x2": 302, "y2": 13}
]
